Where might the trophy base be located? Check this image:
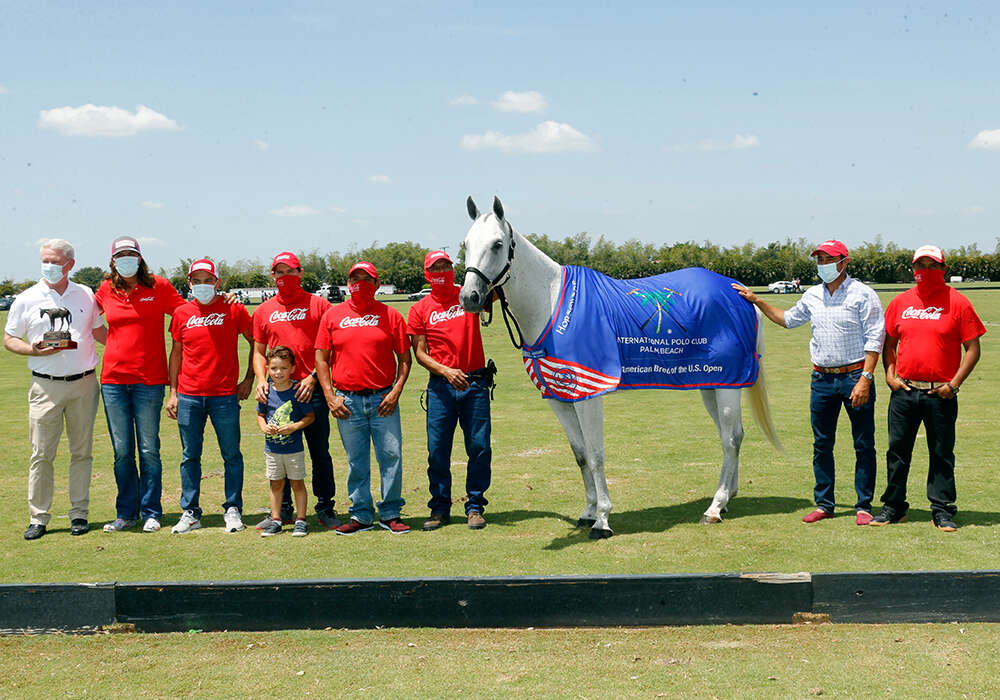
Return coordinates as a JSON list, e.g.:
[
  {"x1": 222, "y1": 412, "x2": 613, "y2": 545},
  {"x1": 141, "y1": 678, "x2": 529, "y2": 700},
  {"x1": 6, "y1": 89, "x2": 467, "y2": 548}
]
[{"x1": 38, "y1": 336, "x2": 77, "y2": 350}]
